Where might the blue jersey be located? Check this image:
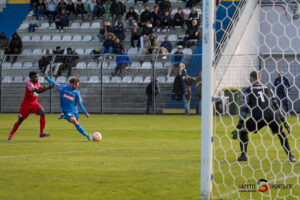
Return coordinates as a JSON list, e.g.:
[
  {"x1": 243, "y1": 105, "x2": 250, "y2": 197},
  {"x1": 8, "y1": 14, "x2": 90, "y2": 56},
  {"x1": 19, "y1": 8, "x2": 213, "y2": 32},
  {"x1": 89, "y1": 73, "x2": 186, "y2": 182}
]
[{"x1": 45, "y1": 77, "x2": 88, "y2": 114}]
